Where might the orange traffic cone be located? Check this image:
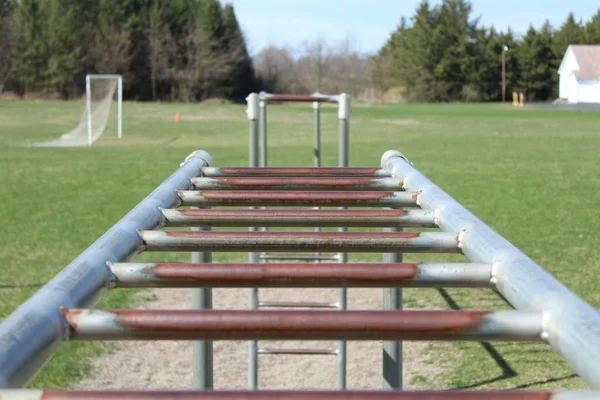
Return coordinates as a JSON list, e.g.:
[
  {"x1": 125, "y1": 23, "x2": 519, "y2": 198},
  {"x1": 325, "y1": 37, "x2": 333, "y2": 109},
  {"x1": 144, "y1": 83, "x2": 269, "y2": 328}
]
[{"x1": 174, "y1": 112, "x2": 181, "y2": 123}]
